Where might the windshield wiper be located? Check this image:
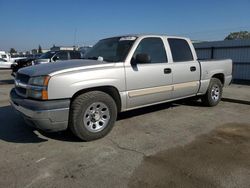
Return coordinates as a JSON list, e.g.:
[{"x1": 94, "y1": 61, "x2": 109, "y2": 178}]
[{"x1": 84, "y1": 56, "x2": 116, "y2": 62}]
